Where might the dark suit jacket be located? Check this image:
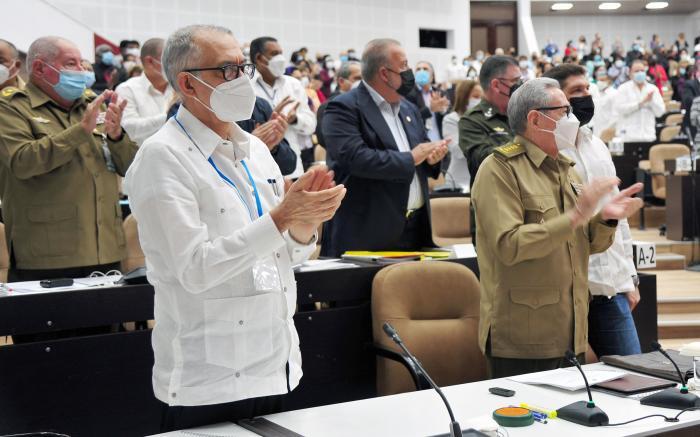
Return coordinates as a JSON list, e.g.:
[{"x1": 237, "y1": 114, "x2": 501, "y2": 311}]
[
  {"x1": 315, "y1": 90, "x2": 341, "y2": 148},
  {"x1": 404, "y1": 85, "x2": 445, "y2": 138},
  {"x1": 320, "y1": 82, "x2": 439, "y2": 257},
  {"x1": 681, "y1": 78, "x2": 700, "y2": 138}
]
